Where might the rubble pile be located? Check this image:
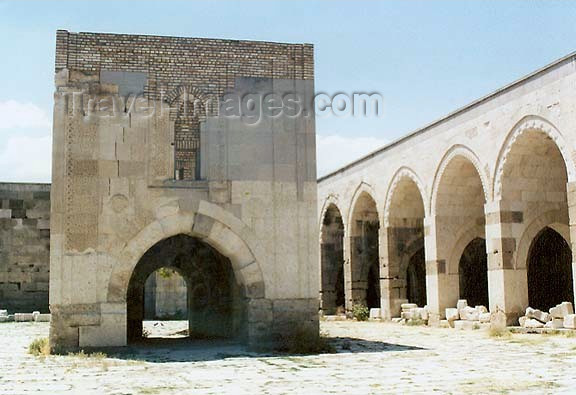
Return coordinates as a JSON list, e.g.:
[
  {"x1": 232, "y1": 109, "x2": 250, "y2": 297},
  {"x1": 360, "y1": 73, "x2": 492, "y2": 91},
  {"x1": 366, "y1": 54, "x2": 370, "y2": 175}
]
[
  {"x1": 391, "y1": 303, "x2": 429, "y2": 324},
  {"x1": 0, "y1": 310, "x2": 50, "y2": 323},
  {"x1": 443, "y1": 299, "x2": 490, "y2": 330},
  {"x1": 518, "y1": 302, "x2": 575, "y2": 330}
]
